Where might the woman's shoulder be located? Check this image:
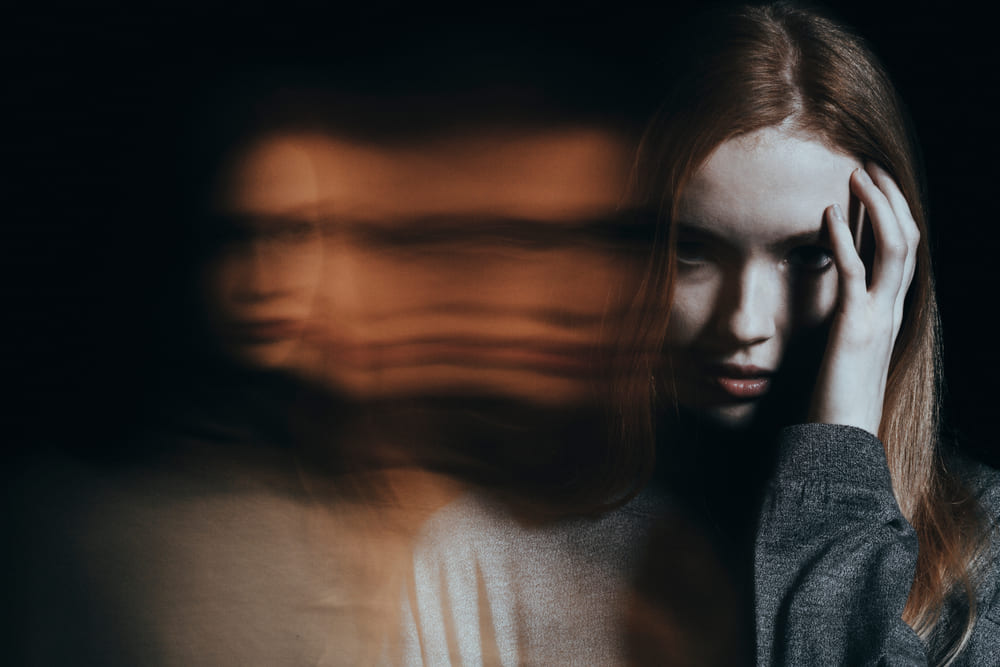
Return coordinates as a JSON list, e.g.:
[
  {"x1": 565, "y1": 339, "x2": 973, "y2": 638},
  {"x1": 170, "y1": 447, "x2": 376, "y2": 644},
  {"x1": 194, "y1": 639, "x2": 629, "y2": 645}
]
[{"x1": 412, "y1": 486, "x2": 671, "y2": 555}]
